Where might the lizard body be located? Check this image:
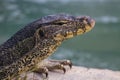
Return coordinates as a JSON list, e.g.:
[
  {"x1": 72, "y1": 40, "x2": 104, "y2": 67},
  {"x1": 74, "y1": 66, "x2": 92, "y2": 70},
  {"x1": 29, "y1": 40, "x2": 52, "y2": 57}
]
[{"x1": 0, "y1": 14, "x2": 95, "y2": 79}]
